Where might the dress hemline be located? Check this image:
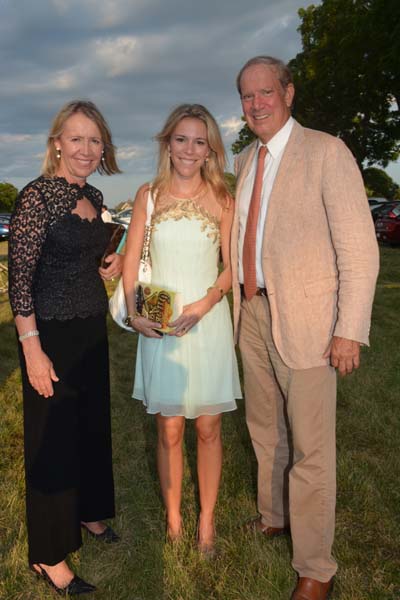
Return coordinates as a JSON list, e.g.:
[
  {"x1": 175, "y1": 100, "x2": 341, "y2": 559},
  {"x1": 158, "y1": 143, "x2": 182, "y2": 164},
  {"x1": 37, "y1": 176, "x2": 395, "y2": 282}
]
[{"x1": 132, "y1": 394, "x2": 239, "y2": 420}]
